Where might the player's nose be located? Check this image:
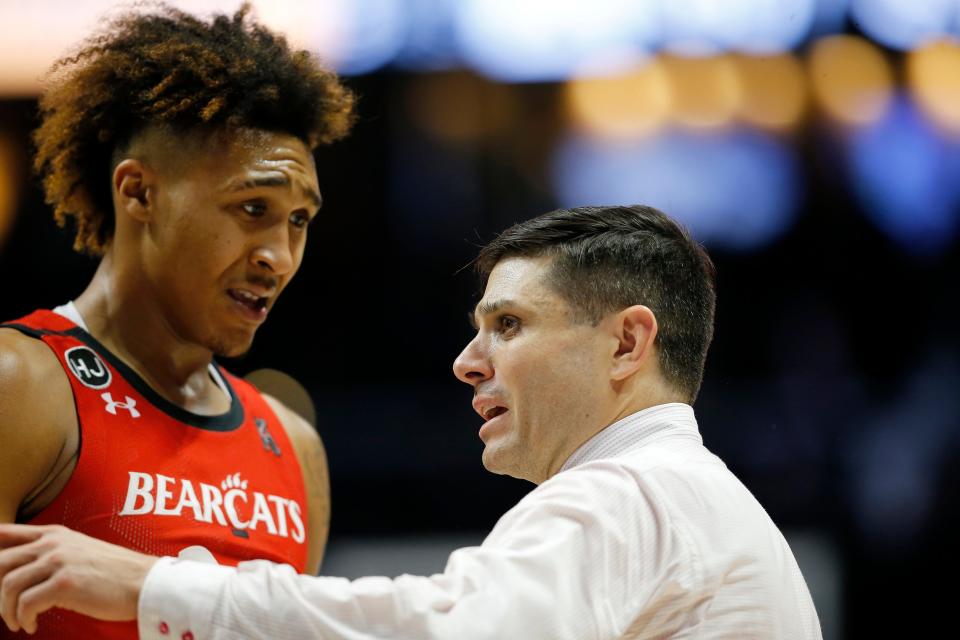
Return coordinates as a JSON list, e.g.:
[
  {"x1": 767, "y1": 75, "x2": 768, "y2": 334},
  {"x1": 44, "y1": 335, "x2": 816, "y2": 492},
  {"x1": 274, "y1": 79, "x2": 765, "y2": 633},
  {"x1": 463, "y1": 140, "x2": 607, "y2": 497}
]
[{"x1": 251, "y1": 225, "x2": 294, "y2": 275}]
